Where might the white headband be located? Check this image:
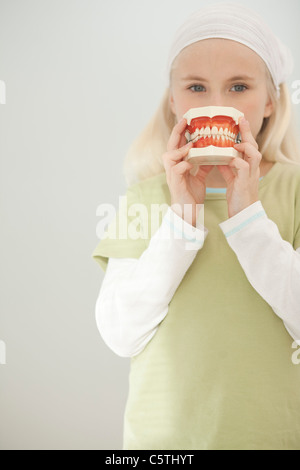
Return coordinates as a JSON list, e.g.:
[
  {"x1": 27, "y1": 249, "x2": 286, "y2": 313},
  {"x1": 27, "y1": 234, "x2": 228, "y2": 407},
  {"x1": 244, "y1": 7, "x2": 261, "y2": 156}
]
[{"x1": 166, "y1": 2, "x2": 294, "y2": 97}]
